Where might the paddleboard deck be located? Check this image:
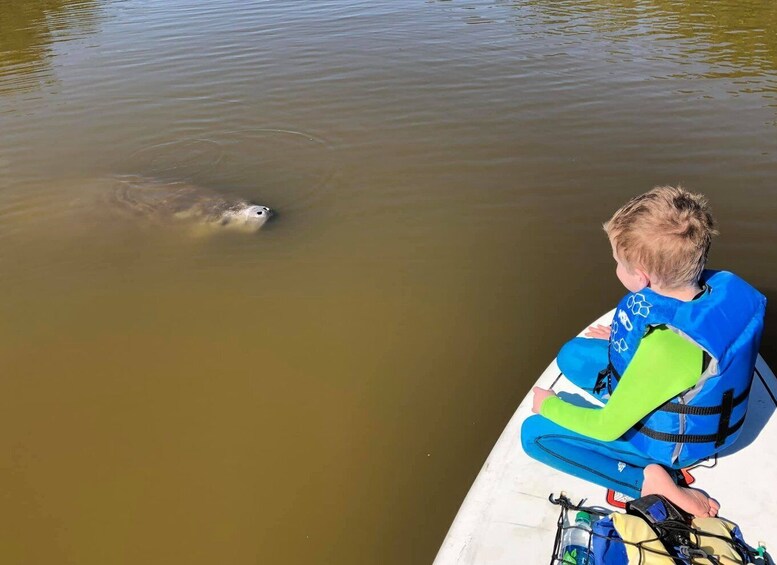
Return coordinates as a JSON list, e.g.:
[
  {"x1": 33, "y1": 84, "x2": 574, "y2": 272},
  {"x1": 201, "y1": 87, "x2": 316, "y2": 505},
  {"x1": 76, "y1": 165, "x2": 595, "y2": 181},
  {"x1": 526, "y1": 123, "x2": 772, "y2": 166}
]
[{"x1": 435, "y1": 310, "x2": 776, "y2": 564}]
